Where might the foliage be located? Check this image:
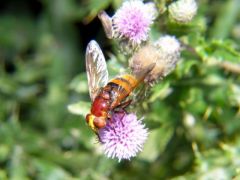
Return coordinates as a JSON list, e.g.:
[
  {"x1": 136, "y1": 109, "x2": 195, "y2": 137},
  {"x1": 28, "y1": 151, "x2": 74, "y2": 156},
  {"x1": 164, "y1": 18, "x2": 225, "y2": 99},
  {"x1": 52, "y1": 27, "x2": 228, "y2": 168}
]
[{"x1": 0, "y1": 0, "x2": 240, "y2": 179}]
